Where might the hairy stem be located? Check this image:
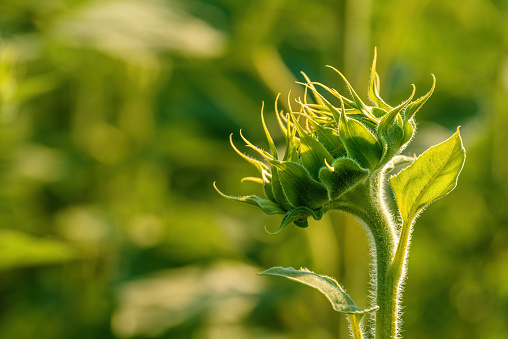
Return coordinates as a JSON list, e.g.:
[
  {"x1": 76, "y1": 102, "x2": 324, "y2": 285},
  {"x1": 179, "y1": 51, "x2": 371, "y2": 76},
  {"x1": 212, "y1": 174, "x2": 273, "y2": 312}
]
[{"x1": 331, "y1": 172, "x2": 402, "y2": 338}]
